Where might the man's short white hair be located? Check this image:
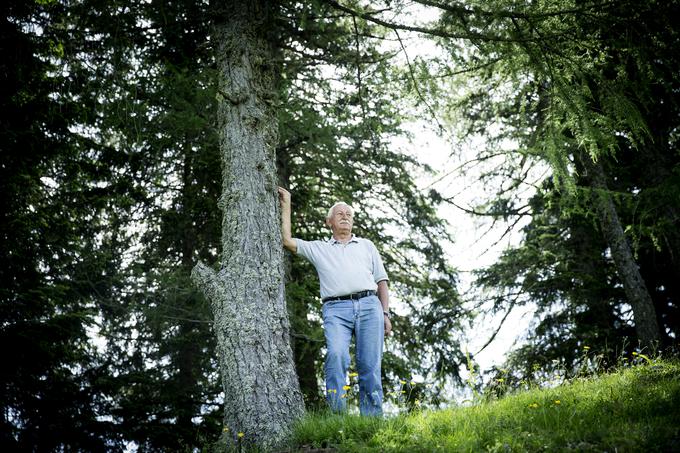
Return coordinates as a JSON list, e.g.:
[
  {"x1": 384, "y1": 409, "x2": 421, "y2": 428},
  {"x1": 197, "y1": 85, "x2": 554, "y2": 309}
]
[{"x1": 326, "y1": 202, "x2": 355, "y2": 219}]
